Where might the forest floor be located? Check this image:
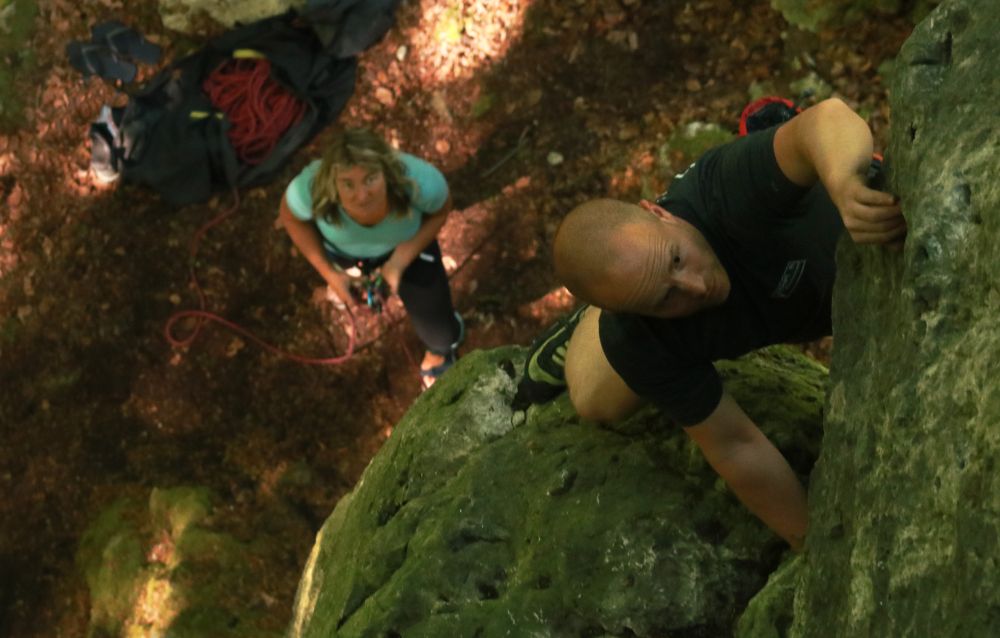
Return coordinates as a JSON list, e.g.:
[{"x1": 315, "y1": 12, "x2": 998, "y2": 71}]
[{"x1": 0, "y1": 0, "x2": 914, "y2": 635}]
